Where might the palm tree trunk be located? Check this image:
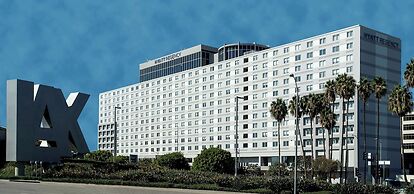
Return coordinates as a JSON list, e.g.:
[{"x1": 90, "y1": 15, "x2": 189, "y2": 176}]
[
  {"x1": 340, "y1": 98, "x2": 345, "y2": 184},
  {"x1": 323, "y1": 128, "x2": 326, "y2": 158},
  {"x1": 376, "y1": 98, "x2": 380, "y2": 185},
  {"x1": 344, "y1": 99, "x2": 350, "y2": 184},
  {"x1": 330, "y1": 103, "x2": 334, "y2": 161},
  {"x1": 310, "y1": 120, "x2": 314, "y2": 178},
  {"x1": 278, "y1": 122, "x2": 281, "y2": 176},
  {"x1": 363, "y1": 102, "x2": 367, "y2": 184},
  {"x1": 278, "y1": 122, "x2": 281, "y2": 164},
  {"x1": 298, "y1": 124, "x2": 307, "y2": 178},
  {"x1": 401, "y1": 117, "x2": 408, "y2": 184}
]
